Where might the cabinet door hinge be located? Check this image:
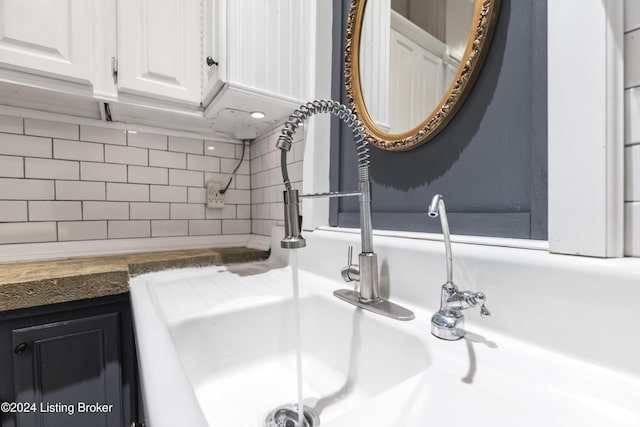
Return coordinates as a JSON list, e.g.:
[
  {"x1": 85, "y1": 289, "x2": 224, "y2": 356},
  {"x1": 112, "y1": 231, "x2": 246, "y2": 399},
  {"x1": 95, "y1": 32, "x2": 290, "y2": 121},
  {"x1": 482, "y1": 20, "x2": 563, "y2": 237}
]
[{"x1": 111, "y1": 57, "x2": 118, "y2": 84}]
